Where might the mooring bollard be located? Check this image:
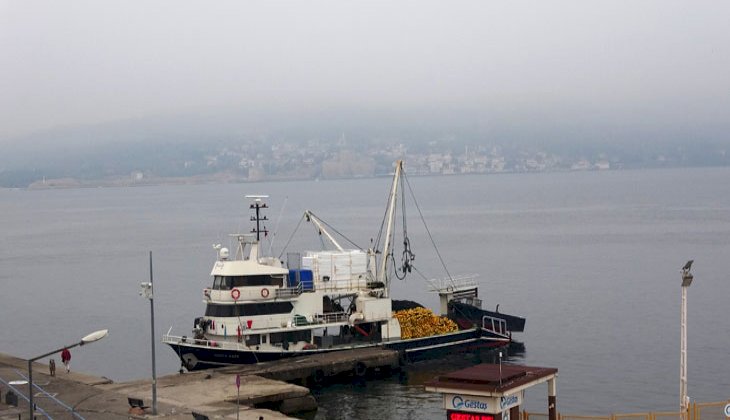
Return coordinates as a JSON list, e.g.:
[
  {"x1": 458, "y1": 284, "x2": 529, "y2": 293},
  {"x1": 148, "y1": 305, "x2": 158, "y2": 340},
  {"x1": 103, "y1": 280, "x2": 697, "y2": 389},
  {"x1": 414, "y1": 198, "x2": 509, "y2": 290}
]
[{"x1": 5, "y1": 389, "x2": 18, "y2": 407}]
